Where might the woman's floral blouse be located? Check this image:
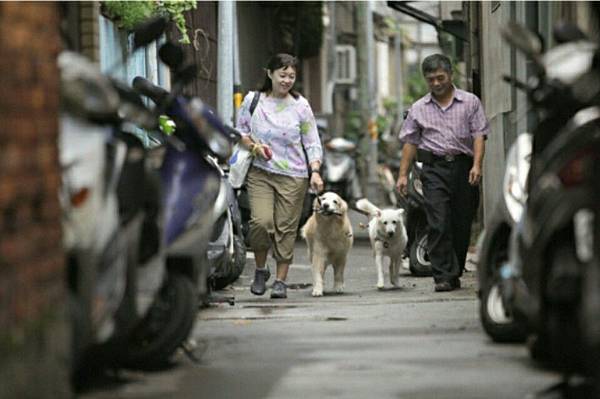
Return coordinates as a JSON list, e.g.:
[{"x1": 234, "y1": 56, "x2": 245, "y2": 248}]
[{"x1": 235, "y1": 91, "x2": 323, "y2": 178}]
